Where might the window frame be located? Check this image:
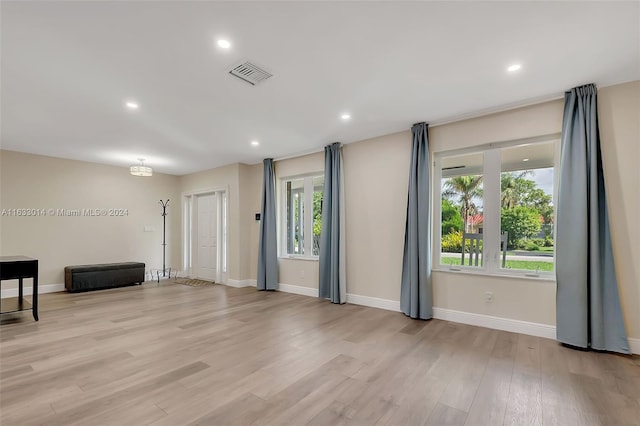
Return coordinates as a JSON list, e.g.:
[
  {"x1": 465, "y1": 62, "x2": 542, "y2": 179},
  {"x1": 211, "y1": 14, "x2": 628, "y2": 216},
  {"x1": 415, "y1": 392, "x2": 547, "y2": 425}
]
[
  {"x1": 279, "y1": 173, "x2": 324, "y2": 260},
  {"x1": 433, "y1": 134, "x2": 560, "y2": 280}
]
